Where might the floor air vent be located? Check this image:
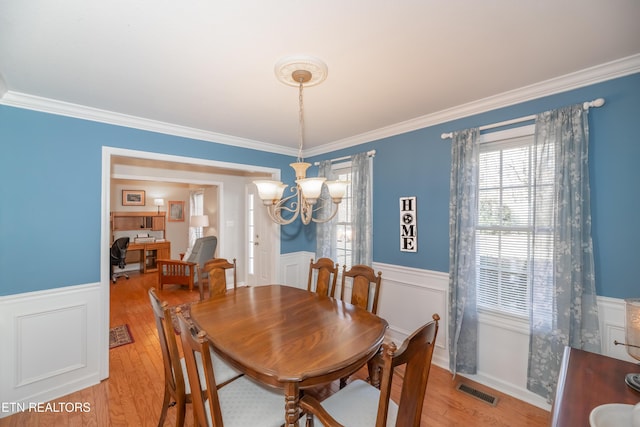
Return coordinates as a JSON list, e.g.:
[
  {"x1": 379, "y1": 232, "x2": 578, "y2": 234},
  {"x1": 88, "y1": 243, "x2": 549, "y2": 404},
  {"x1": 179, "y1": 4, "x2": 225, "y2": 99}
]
[{"x1": 456, "y1": 383, "x2": 498, "y2": 406}]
